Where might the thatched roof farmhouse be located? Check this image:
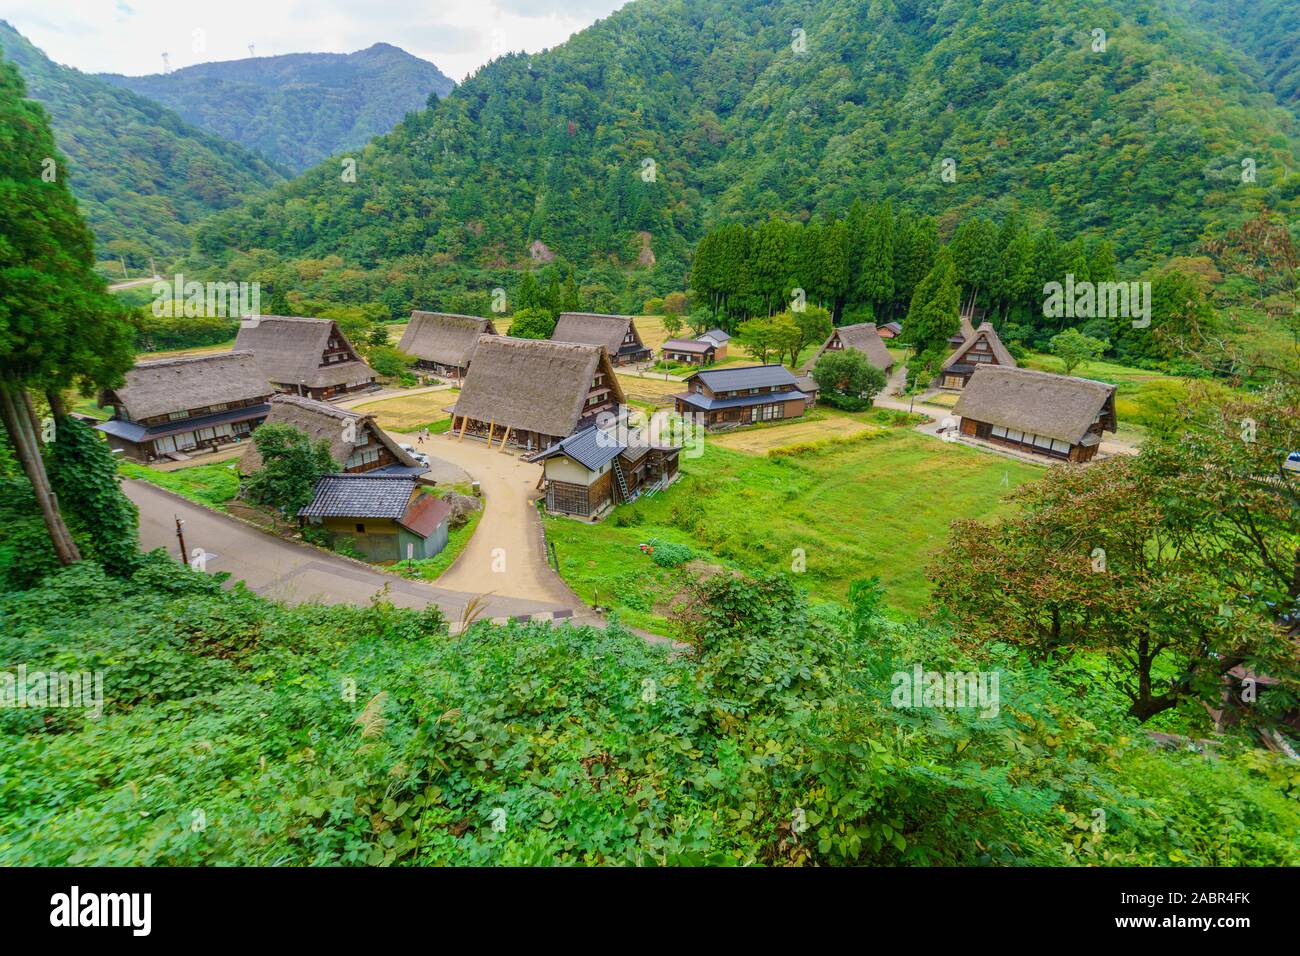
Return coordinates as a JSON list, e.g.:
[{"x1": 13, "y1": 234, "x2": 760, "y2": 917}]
[
  {"x1": 936, "y1": 321, "x2": 1017, "y2": 390},
  {"x1": 449, "y1": 335, "x2": 625, "y2": 451},
  {"x1": 806, "y1": 322, "x2": 895, "y2": 373},
  {"x1": 97, "y1": 351, "x2": 273, "y2": 462},
  {"x1": 237, "y1": 394, "x2": 420, "y2": 475},
  {"x1": 952, "y1": 365, "x2": 1117, "y2": 462},
  {"x1": 232, "y1": 315, "x2": 378, "y2": 400},
  {"x1": 397, "y1": 312, "x2": 498, "y2": 378},
  {"x1": 550, "y1": 312, "x2": 652, "y2": 365}
]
